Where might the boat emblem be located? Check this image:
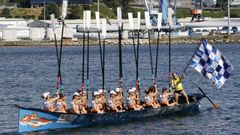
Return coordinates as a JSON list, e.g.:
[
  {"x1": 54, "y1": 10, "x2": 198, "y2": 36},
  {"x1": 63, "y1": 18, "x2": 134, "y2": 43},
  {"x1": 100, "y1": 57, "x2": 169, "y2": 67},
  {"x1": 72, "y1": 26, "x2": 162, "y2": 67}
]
[{"x1": 20, "y1": 113, "x2": 52, "y2": 128}]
